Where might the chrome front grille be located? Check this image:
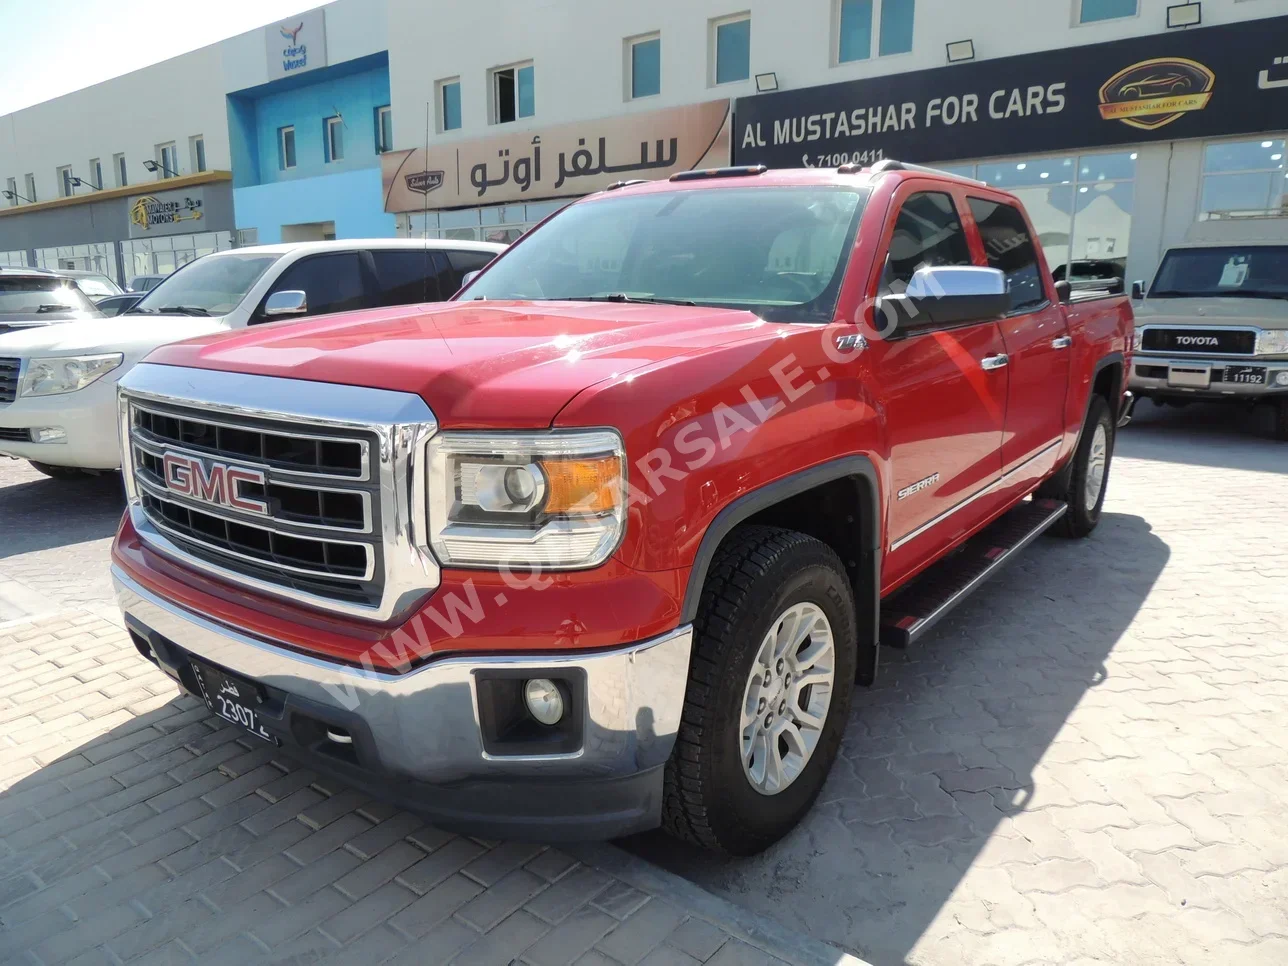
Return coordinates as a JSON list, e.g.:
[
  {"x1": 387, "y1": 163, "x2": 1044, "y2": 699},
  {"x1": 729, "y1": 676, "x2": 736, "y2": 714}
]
[
  {"x1": 118, "y1": 364, "x2": 440, "y2": 622},
  {"x1": 0, "y1": 358, "x2": 19, "y2": 404}
]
